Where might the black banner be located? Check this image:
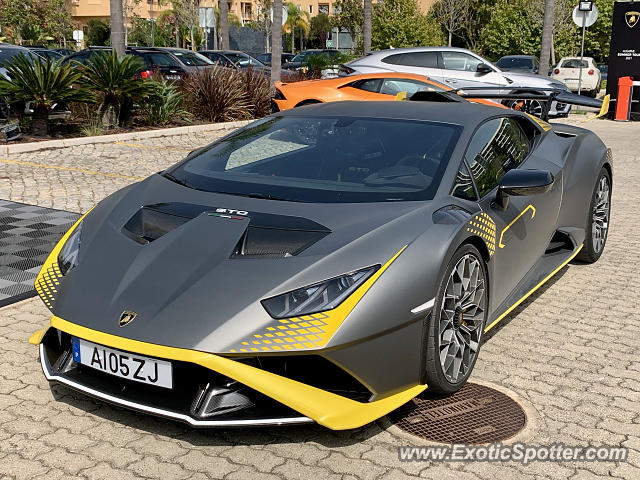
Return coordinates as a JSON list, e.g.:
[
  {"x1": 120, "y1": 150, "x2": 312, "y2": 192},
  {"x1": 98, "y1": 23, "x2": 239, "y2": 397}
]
[{"x1": 606, "y1": 1, "x2": 640, "y2": 118}]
